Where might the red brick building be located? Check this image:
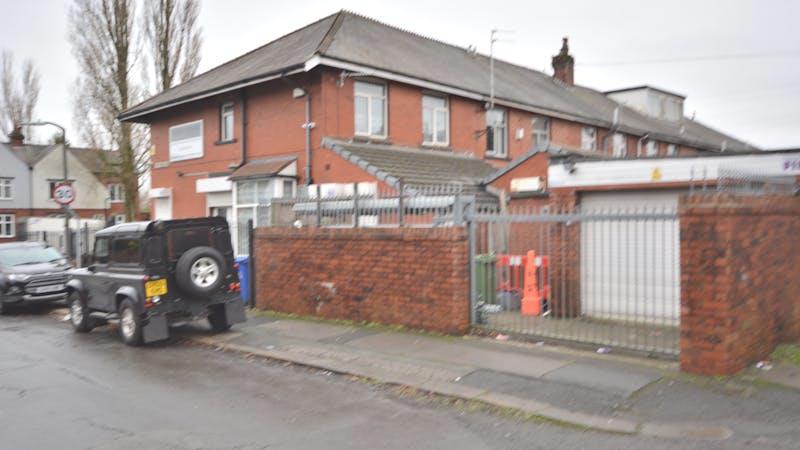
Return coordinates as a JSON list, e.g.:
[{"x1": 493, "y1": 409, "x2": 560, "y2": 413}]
[{"x1": 121, "y1": 11, "x2": 755, "y2": 226}]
